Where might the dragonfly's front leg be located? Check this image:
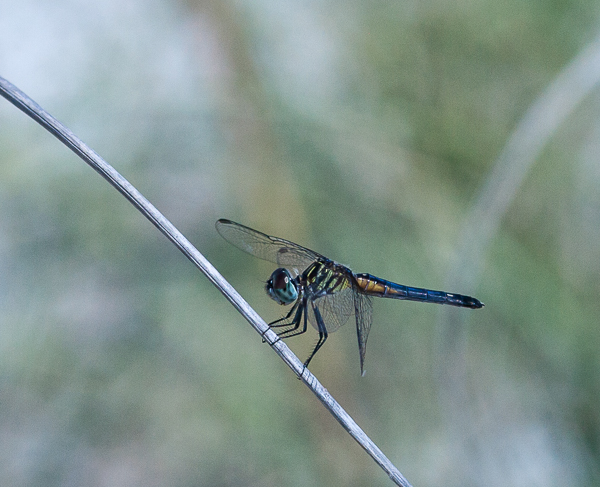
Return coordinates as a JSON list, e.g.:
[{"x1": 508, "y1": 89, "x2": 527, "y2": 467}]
[
  {"x1": 263, "y1": 298, "x2": 302, "y2": 345},
  {"x1": 276, "y1": 295, "x2": 309, "y2": 339},
  {"x1": 269, "y1": 298, "x2": 301, "y2": 328}
]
